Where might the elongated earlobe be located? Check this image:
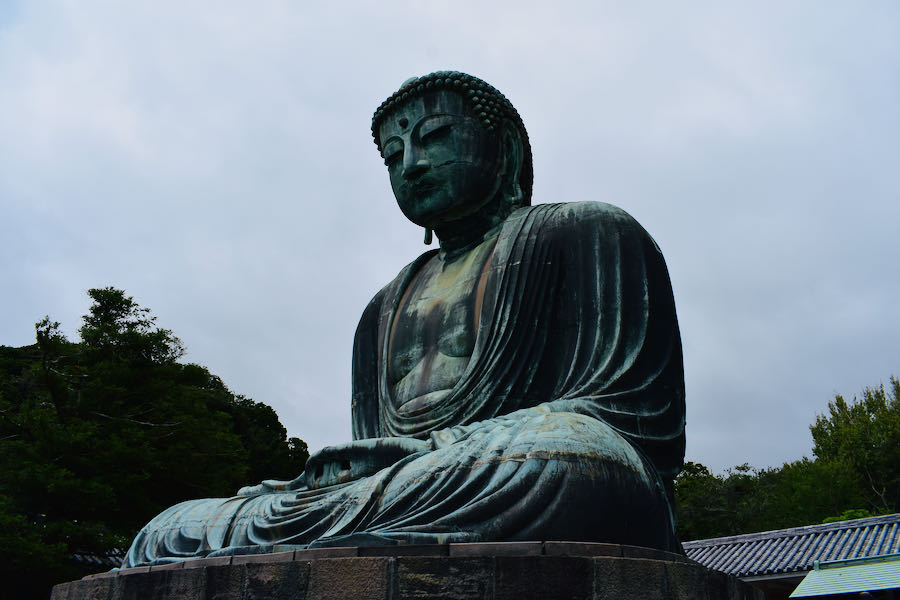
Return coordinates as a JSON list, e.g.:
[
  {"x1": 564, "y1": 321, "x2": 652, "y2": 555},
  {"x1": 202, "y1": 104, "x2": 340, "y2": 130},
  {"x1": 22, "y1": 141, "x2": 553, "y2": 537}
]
[
  {"x1": 501, "y1": 122, "x2": 525, "y2": 208},
  {"x1": 508, "y1": 181, "x2": 524, "y2": 207},
  {"x1": 424, "y1": 228, "x2": 433, "y2": 245}
]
